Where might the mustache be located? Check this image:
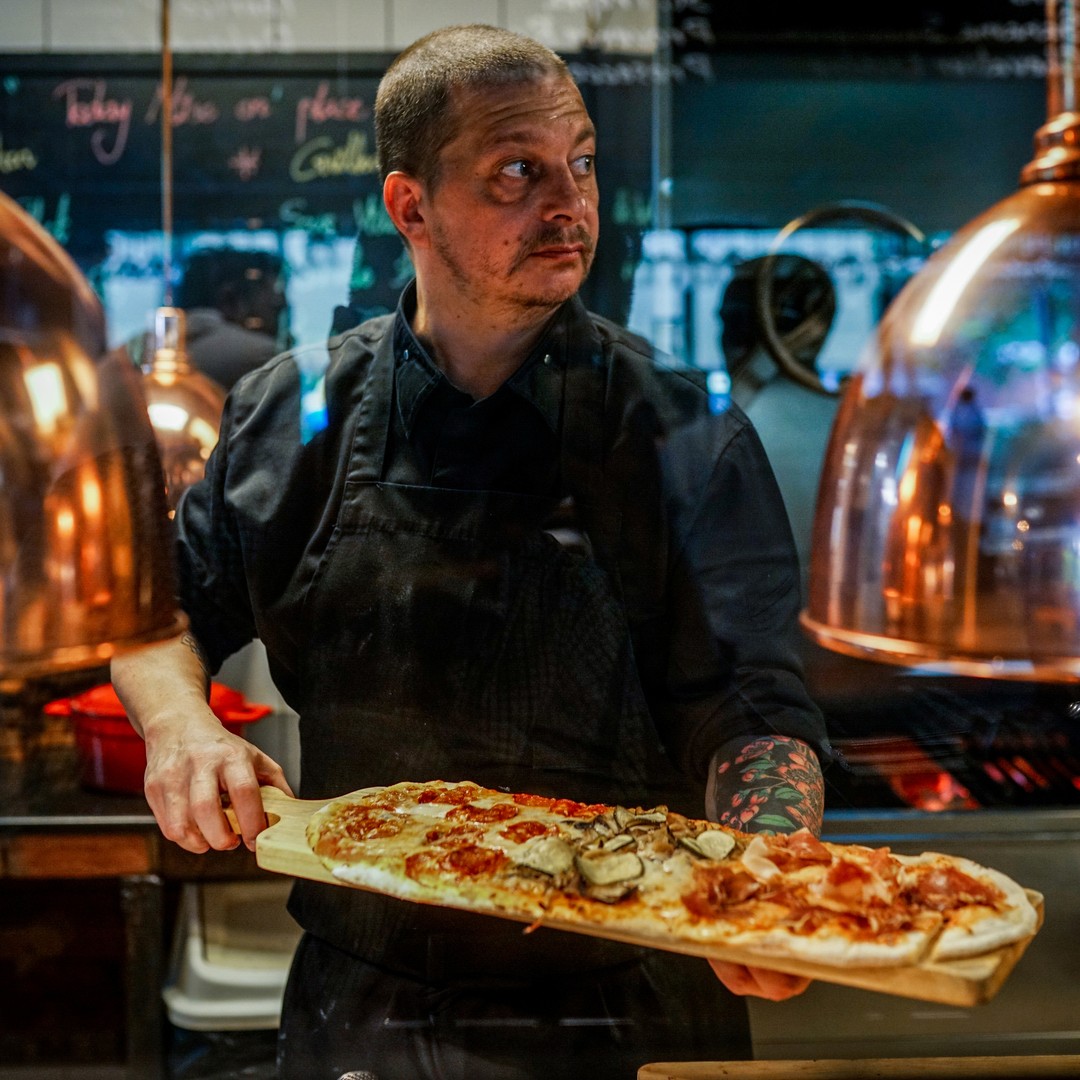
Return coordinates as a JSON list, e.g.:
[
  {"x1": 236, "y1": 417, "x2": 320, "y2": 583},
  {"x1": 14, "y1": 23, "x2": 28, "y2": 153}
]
[{"x1": 521, "y1": 225, "x2": 596, "y2": 260}]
